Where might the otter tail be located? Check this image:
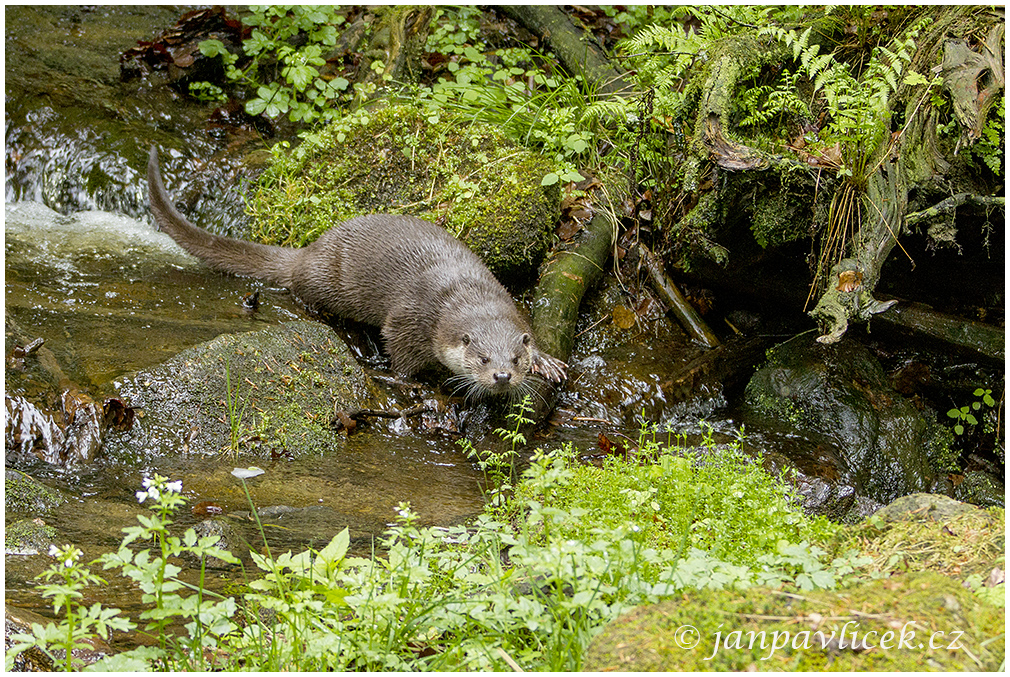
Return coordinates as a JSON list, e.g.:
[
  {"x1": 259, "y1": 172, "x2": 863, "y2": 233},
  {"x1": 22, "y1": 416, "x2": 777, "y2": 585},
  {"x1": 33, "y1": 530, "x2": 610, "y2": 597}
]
[{"x1": 147, "y1": 146, "x2": 297, "y2": 286}]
